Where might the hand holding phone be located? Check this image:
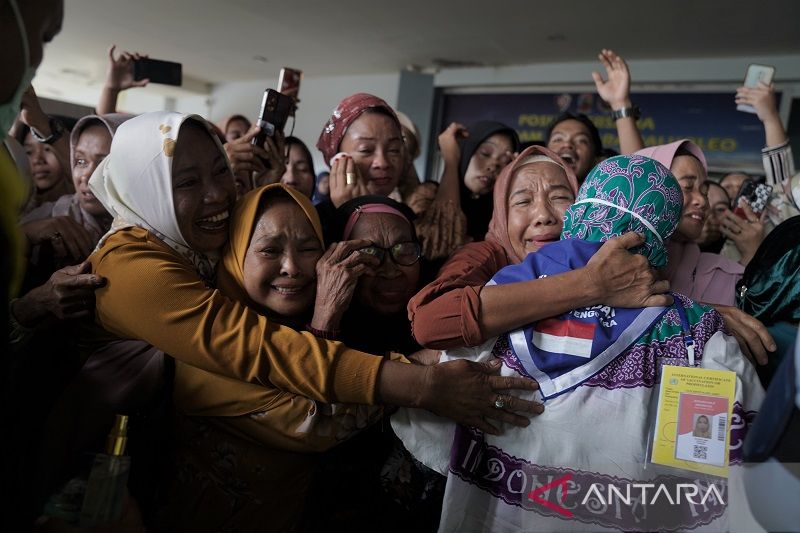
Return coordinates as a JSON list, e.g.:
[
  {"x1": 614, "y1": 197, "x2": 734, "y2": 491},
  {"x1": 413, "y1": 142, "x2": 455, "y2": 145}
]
[
  {"x1": 733, "y1": 181, "x2": 772, "y2": 219},
  {"x1": 278, "y1": 67, "x2": 302, "y2": 116},
  {"x1": 133, "y1": 58, "x2": 182, "y2": 86},
  {"x1": 736, "y1": 64, "x2": 775, "y2": 114},
  {"x1": 252, "y1": 89, "x2": 293, "y2": 151}
]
